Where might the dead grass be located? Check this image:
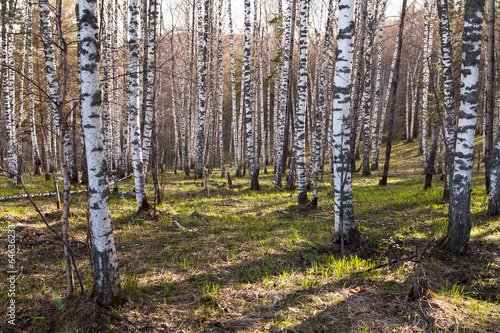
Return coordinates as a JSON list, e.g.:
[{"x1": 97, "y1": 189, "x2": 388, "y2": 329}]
[{"x1": 0, "y1": 138, "x2": 499, "y2": 332}]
